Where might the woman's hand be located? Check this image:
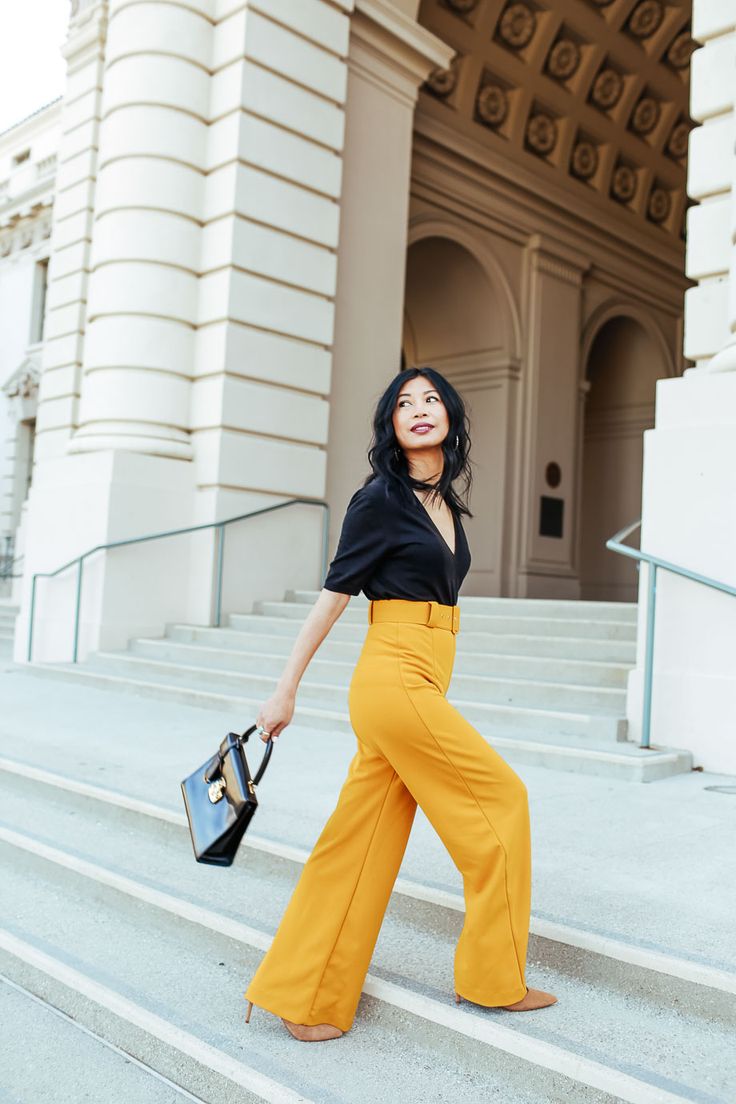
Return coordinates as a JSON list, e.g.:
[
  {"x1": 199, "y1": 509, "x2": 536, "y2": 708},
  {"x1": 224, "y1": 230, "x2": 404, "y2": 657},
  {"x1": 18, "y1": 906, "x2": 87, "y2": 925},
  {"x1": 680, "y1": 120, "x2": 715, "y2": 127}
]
[{"x1": 255, "y1": 687, "x2": 296, "y2": 742}]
